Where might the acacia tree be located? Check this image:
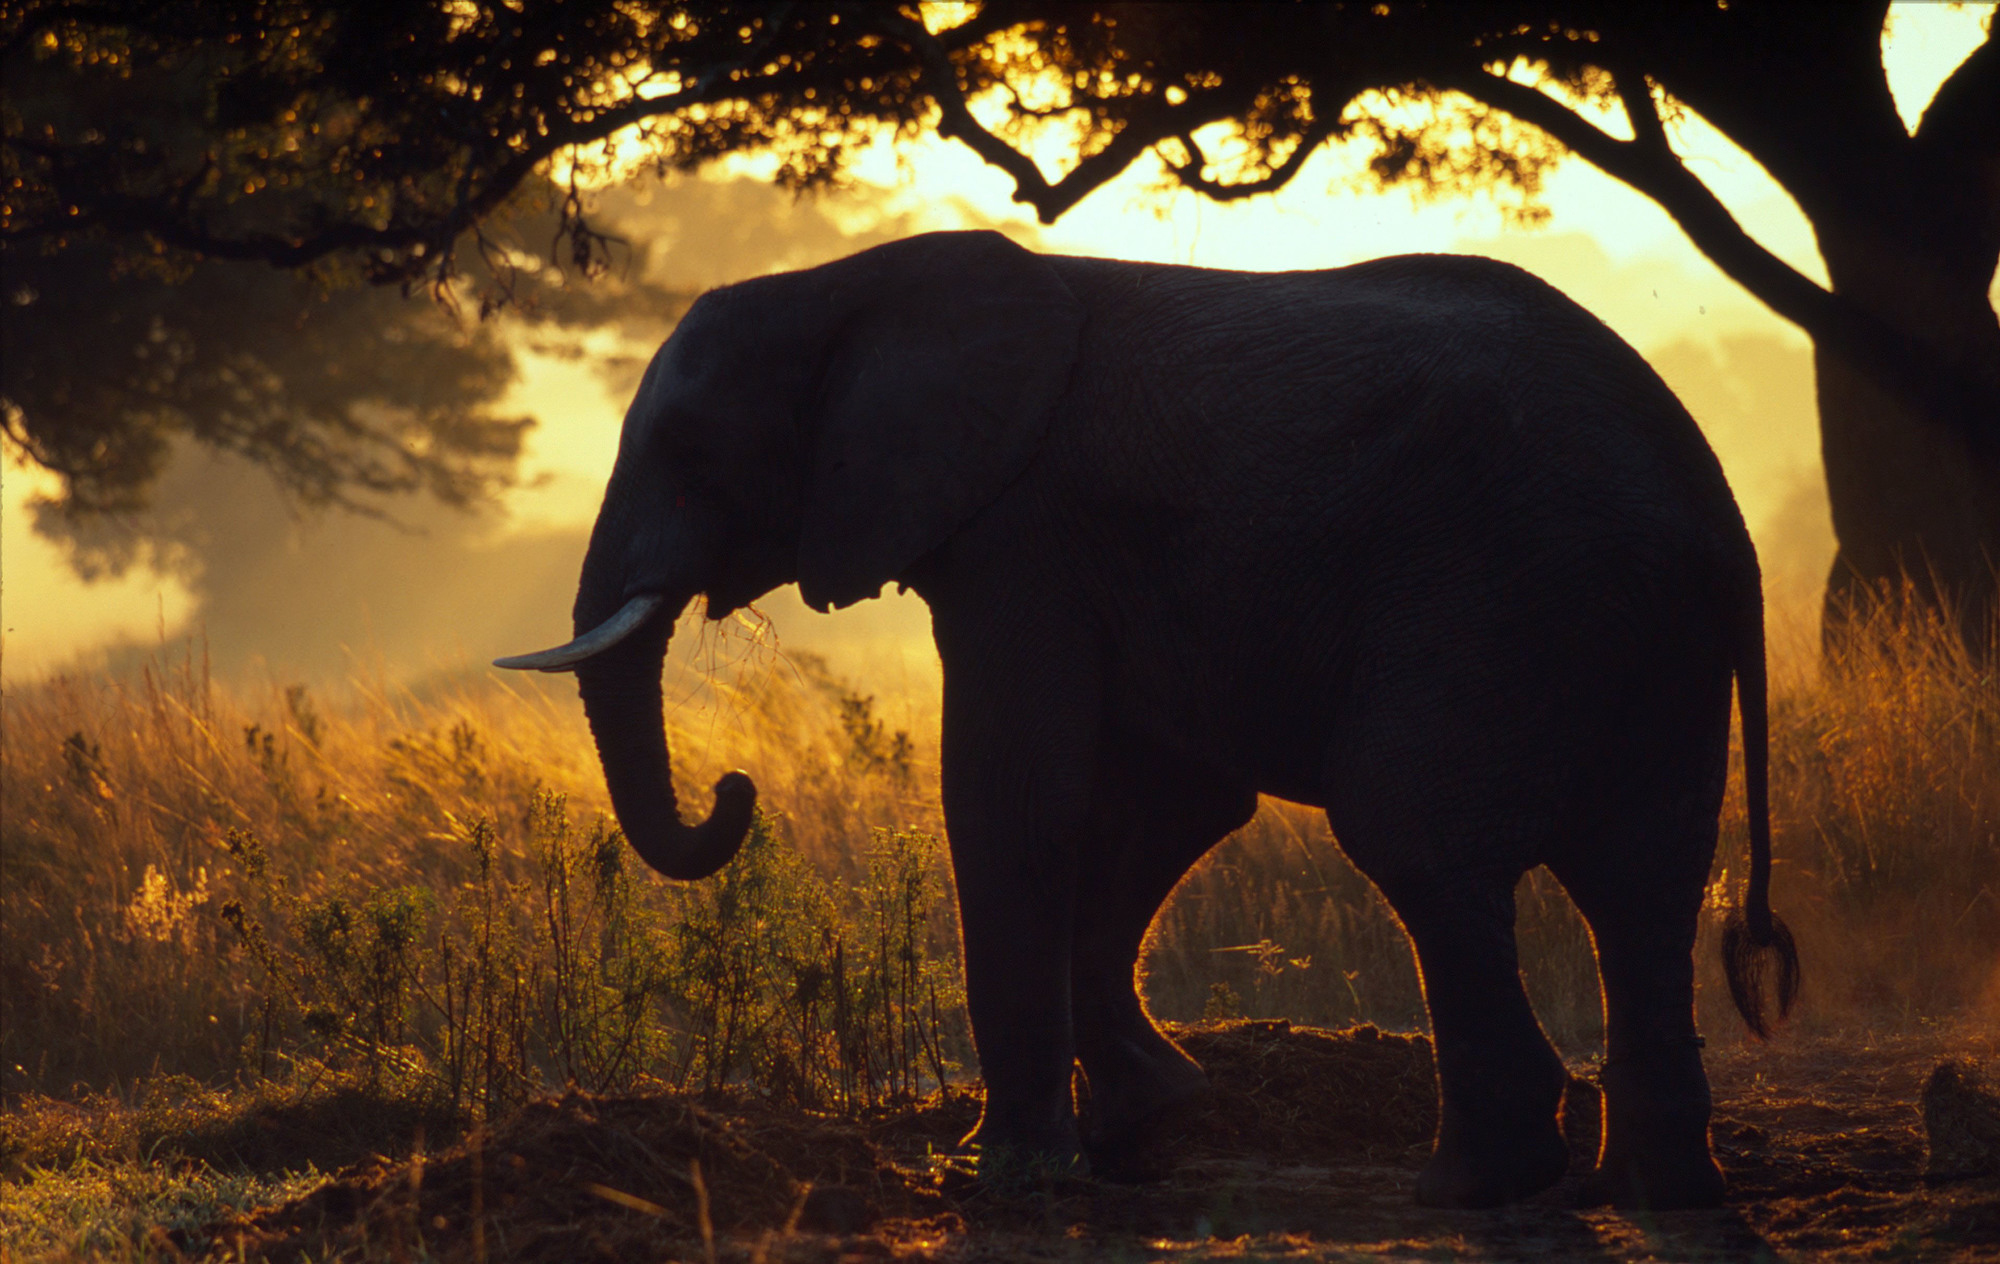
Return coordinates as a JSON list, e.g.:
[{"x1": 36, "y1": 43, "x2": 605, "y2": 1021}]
[
  {"x1": 5, "y1": 2, "x2": 1995, "y2": 638},
  {"x1": 3, "y1": 237, "x2": 532, "y2": 532}
]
